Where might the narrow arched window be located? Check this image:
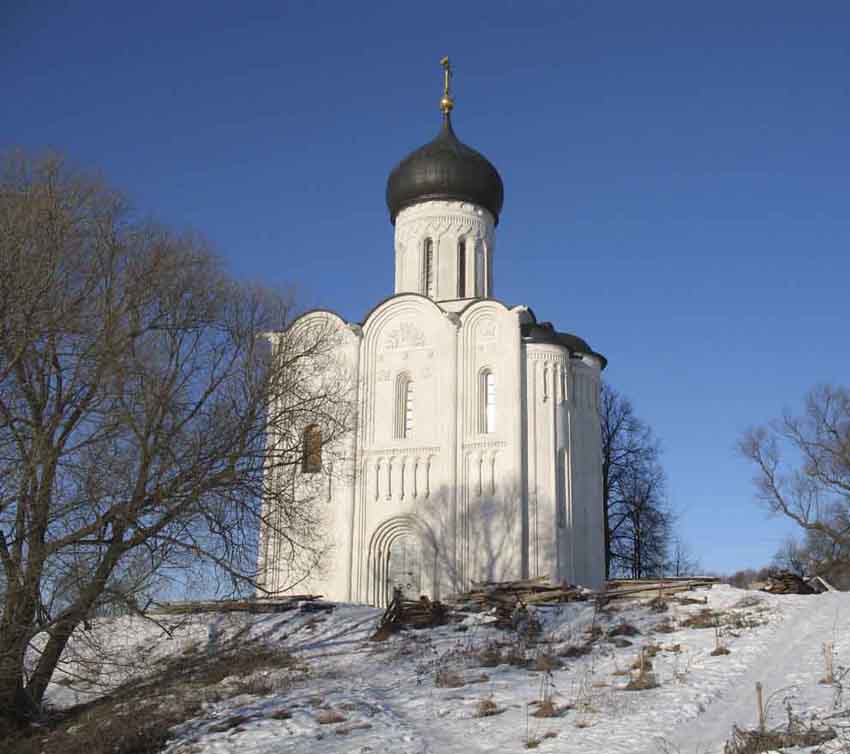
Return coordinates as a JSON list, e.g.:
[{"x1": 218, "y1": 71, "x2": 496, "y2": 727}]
[
  {"x1": 480, "y1": 370, "x2": 496, "y2": 433},
  {"x1": 302, "y1": 424, "x2": 322, "y2": 473},
  {"x1": 423, "y1": 238, "x2": 434, "y2": 297},
  {"x1": 395, "y1": 374, "x2": 414, "y2": 439},
  {"x1": 457, "y1": 239, "x2": 466, "y2": 298},
  {"x1": 475, "y1": 245, "x2": 485, "y2": 297}
]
